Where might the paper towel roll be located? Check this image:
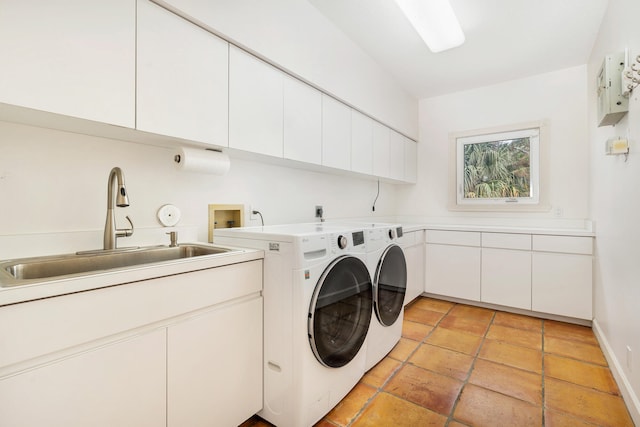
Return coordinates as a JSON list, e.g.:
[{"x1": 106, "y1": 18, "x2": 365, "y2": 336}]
[{"x1": 174, "y1": 147, "x2": 230, "y2": 175}]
